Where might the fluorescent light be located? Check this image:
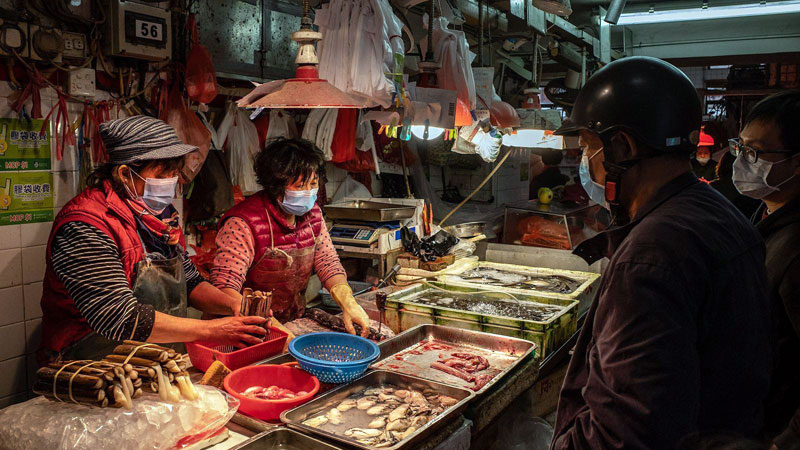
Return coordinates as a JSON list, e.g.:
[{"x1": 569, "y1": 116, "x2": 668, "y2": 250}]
[
  {"x1": 502, "y1": 129, "x2": 565, "y2": 149},
  {"x1": 410, "y1": 125, "x2": 445, "y2": 140},
  {"x1": 615, "y1": 1, "x2": 800, "y2": 25}
]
